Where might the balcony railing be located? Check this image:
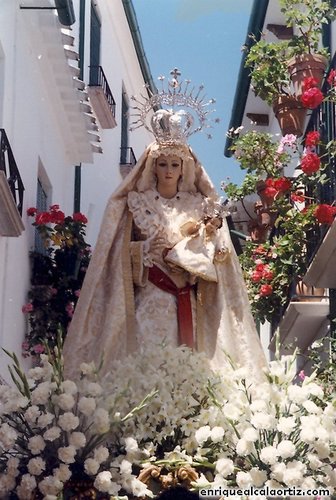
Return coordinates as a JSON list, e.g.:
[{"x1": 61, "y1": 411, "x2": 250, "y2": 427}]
[
  {"x1": 88, "y1": 65, "x2": 116, "y2": 128},
  {"x1": 0, "y1": 129, "x2": 24, "y2": 216}
]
